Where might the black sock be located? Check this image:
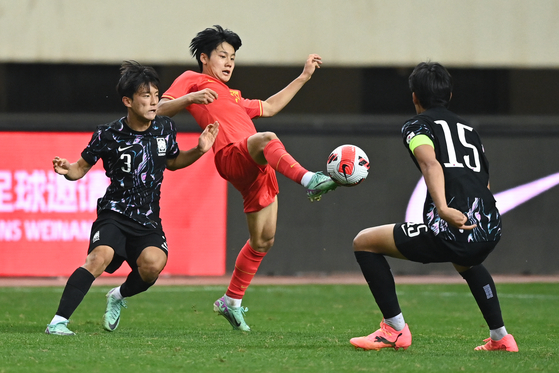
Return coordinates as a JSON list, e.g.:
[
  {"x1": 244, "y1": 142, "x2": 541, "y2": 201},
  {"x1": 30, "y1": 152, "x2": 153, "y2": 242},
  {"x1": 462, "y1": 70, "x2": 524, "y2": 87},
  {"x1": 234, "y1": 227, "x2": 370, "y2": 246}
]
[
  {"x1": 354, "y1": 251, "x2": 401, "y2": 318},
  {"x1": 56, "y1": 267, "x2": 95, "y2": 319},
  {"x1": 120, "y1": 269, "x2": 155, "y2": 298},
  {"x1": 459, "y1": 264, "x2": 504, "y2": 329}
]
